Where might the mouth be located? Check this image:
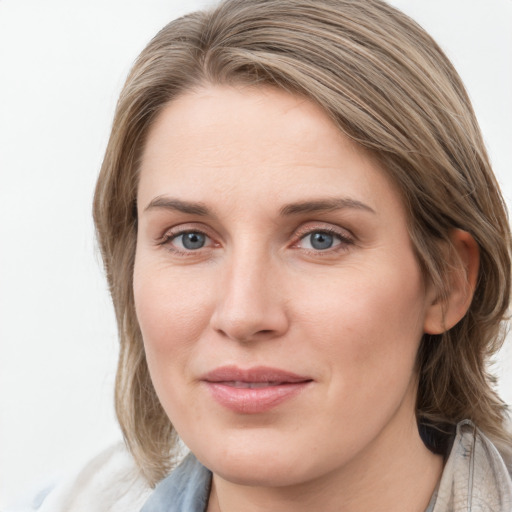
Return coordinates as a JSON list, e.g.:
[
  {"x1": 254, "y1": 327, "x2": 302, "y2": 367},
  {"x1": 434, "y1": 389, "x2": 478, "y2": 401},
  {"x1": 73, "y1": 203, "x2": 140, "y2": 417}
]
[
  {"x1": 219, "y1": 381, "x2": 296, "y2": 388},
  {"x1": 201, "y1": 366, "x2": 313, "y2": 414}
]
